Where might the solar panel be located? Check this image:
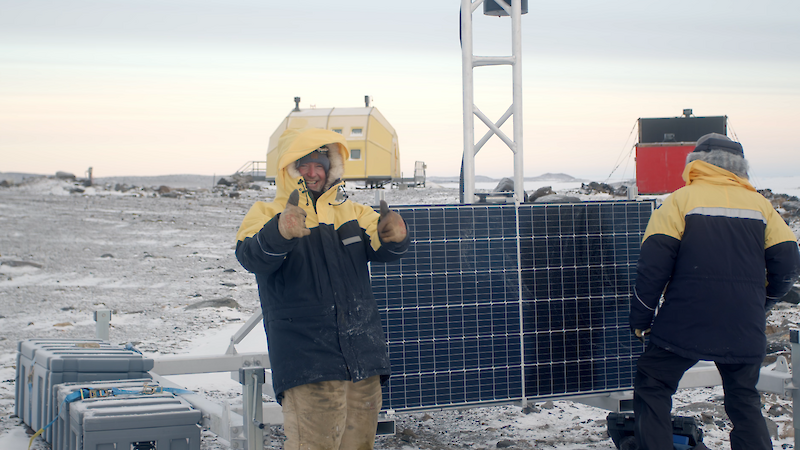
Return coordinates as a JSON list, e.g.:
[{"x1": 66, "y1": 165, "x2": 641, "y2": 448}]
[{"x1": 371, "y1": 200, "x2": 654, "y2": 411}]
